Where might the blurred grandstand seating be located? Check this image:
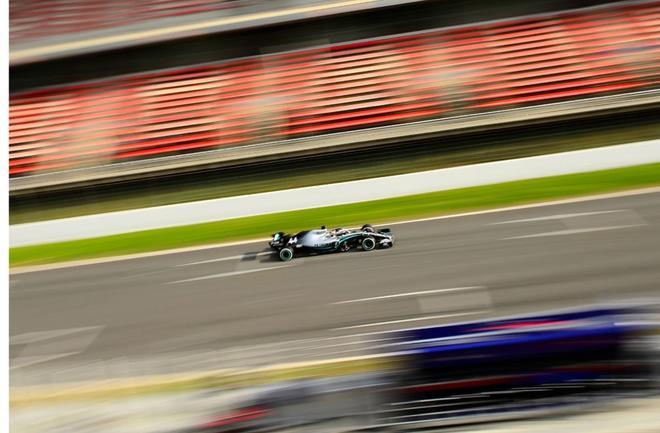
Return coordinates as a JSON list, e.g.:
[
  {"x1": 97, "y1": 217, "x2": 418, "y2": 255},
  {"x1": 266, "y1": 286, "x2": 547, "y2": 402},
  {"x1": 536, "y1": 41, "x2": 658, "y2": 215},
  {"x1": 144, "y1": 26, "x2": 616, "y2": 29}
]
[
  {"x1": 9, "y1": 0, "x2": 426, "y2": 63},
  {"x1": 10, "y1": 0, "x2": 245, "y2": 42},
  {"x1": 9, "y1": 1, "x2": 660, "y2": 176}
]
